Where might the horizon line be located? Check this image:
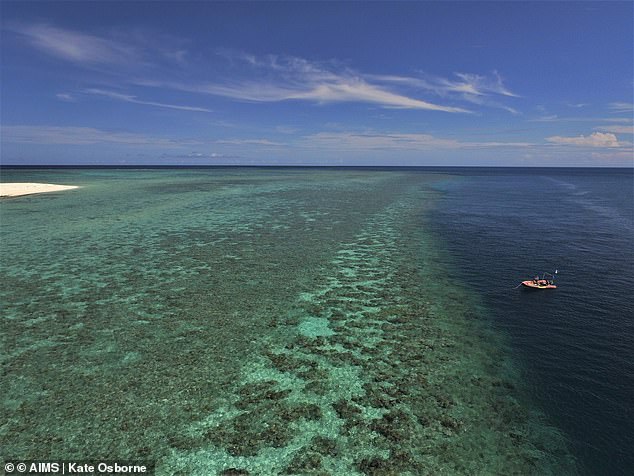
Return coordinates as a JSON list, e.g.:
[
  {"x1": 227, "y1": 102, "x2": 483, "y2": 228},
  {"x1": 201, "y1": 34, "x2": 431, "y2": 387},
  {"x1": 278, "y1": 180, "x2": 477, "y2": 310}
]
[{"x1": 1, "y1": 164, "x2": 632, "y2": 170}]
